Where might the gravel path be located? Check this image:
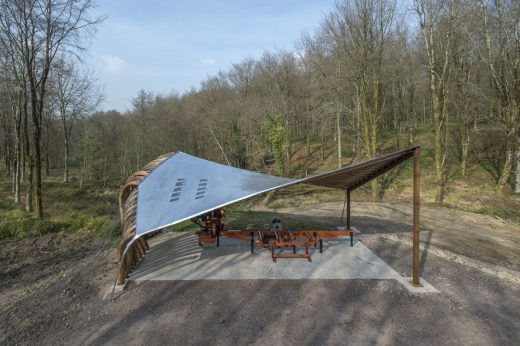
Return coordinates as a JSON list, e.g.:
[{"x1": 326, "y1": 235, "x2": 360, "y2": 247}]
[{"x1": 2, "y1": 202, "x2": 519, "y2": 345}]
